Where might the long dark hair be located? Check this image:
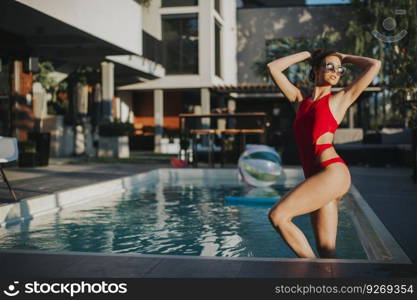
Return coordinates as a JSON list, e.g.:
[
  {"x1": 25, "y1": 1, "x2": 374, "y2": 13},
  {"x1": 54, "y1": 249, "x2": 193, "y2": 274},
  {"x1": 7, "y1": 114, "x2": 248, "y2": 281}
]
[{"x1": 309, "y1": 49, "x2": 340, "y2": 83}]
